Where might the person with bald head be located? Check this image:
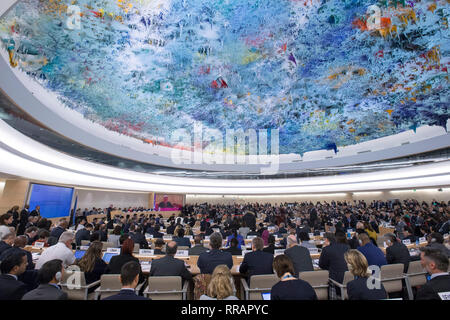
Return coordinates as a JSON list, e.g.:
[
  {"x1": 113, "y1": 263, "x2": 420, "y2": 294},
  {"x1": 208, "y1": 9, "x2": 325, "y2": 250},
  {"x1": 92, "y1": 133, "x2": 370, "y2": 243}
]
[
  {"x1": 149, "y1": 241, "x2": 192, "y2": 283},
  {"x1": 0, "y1": 235, "x2": 34, "y2": 270},
  {"x1": 284, "y1": 234, "x2": 314, "y2": 277}
]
